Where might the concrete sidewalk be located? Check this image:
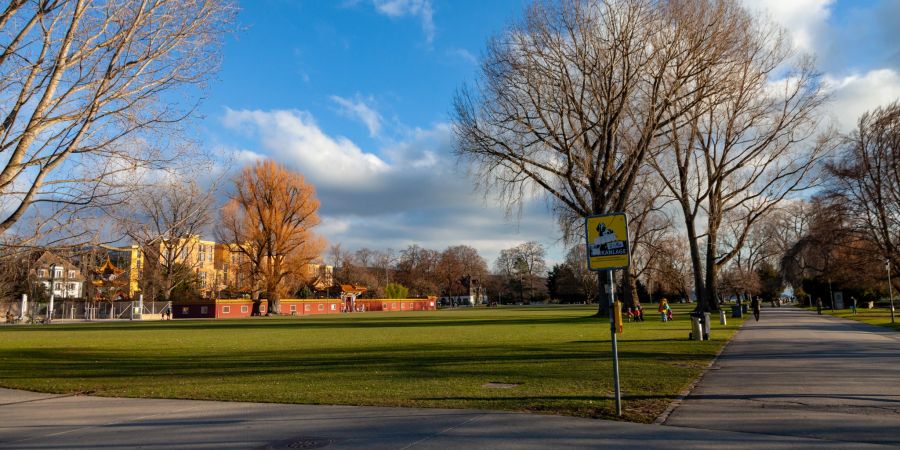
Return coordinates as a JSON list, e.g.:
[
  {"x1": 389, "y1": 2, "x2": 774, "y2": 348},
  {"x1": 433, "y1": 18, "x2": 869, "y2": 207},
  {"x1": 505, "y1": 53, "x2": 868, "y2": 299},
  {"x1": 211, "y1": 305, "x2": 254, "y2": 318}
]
[
  {"x1": 663, "y1": 307, "x2": 900, "y2": 446},
  {"x1": 1, "y1": 388, "x2": 892, "y2": 449}
]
